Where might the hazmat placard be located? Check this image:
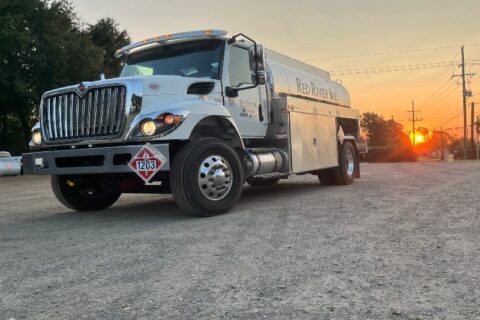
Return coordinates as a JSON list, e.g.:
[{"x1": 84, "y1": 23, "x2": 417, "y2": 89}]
[{"x1": 128, "y1": 143, "x2": 167, "y2": 182}]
